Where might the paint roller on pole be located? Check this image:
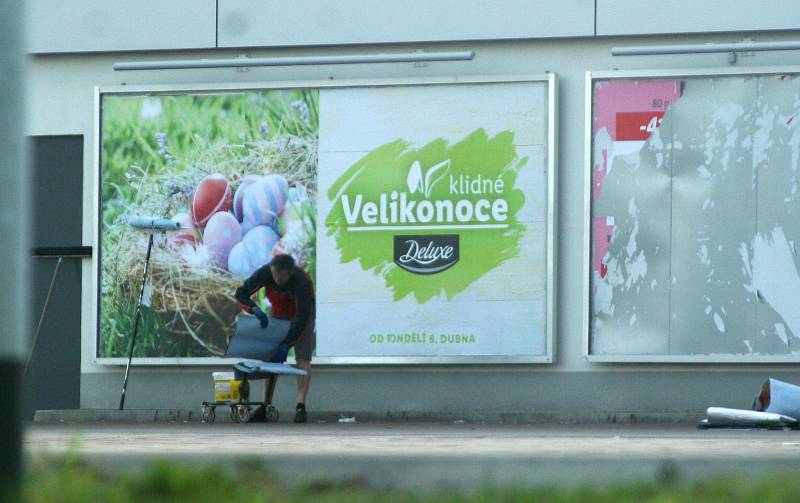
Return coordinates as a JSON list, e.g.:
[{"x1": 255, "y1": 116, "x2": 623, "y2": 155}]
[{"x1": 119, "y1": 216, "x2": 181, "y2": 410}]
